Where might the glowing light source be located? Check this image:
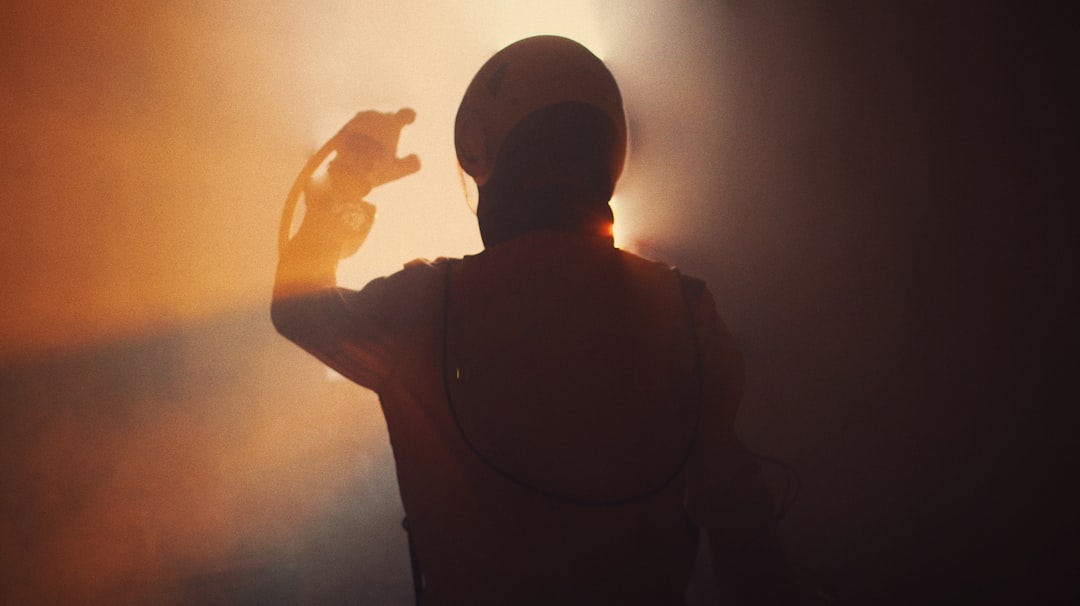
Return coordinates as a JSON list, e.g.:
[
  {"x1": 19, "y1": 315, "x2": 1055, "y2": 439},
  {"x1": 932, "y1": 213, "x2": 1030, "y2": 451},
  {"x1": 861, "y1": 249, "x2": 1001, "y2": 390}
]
[{"x1": 611, "y1": 195, "x2": 629, "y2": 249}]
